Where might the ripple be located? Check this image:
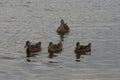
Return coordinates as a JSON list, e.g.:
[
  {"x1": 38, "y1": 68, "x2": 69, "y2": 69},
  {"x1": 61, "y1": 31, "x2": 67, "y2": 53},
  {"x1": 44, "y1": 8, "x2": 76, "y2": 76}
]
[
  {"x1": 0, "y1": 0, "x2": 120, "y2": 80},
  {"x1": 0, "y1": 71, "x2": 6, "y2": 74},
  {"x1": 0, "y1": 56, "x2": 15, "y2": 60}
]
